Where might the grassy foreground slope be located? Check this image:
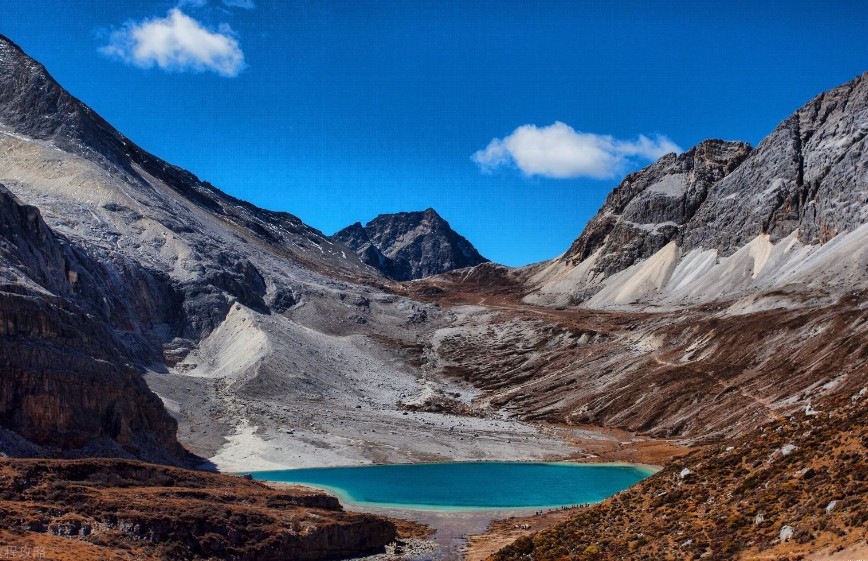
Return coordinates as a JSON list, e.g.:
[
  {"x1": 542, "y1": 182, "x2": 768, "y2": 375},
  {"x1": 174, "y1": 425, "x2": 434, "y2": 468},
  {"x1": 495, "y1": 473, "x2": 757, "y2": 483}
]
[
  {"x1": 491, "y1": 392, "x2": 866, "y2": 561},
  {"x1": 0, "y1": 458, "x2": 395, "y2": 561}
]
